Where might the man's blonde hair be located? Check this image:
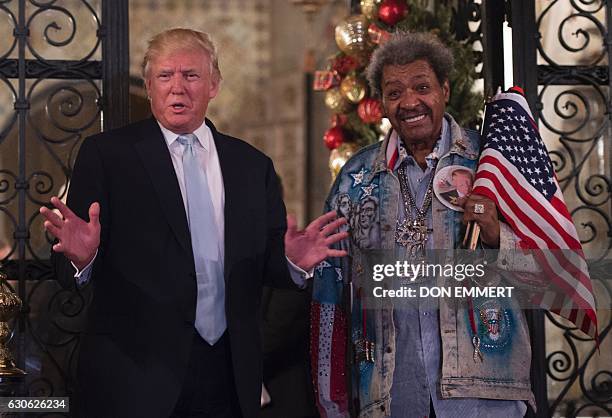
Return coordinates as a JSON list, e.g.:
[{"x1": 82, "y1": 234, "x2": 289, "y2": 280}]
[{"x1": 142, "y1": 28, "x2": 222, "y2": 82}]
